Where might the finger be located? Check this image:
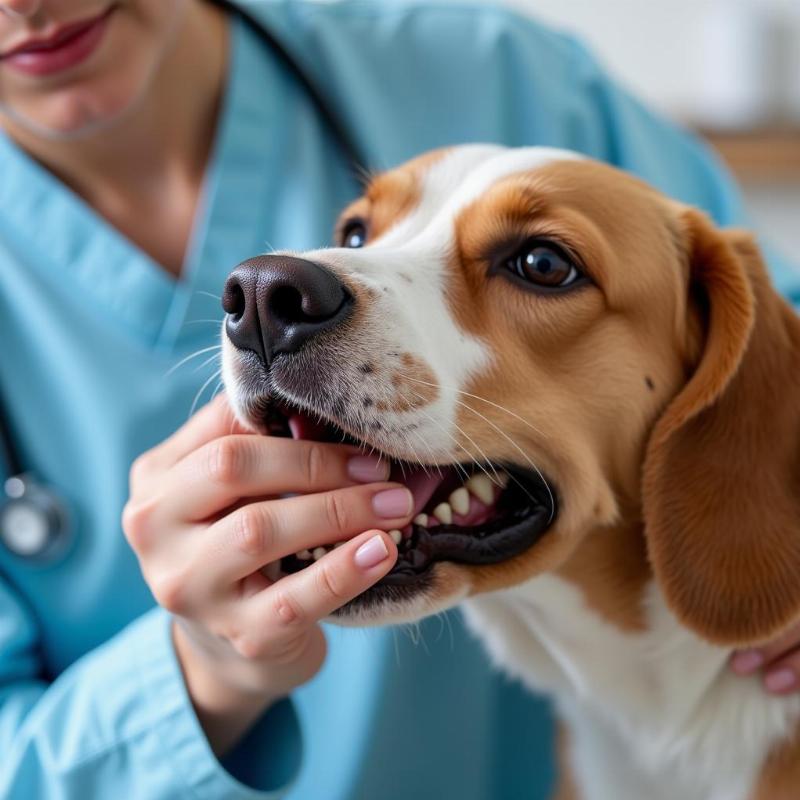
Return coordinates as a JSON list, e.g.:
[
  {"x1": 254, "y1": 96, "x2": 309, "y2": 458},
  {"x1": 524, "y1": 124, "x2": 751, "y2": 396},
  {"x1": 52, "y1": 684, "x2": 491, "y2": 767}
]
[
  {"x1": 730, "y1": 619, "x2": 800, "y2": 675},
  {"x1": 763, "y1": 649, "x2": 800, "y2": 694},
  {"x1": 245, "y1": 529, "x2": 397, "y2": 632},
  {"x1": 151, "y1": 394, "x2": 251, "y2": 470},
  {"x1": 160, "y1": 435, "x2": 389, "y2": 521},
  {"x1": 206, "y1": 484, "x2": 413, "y2": 583}
]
